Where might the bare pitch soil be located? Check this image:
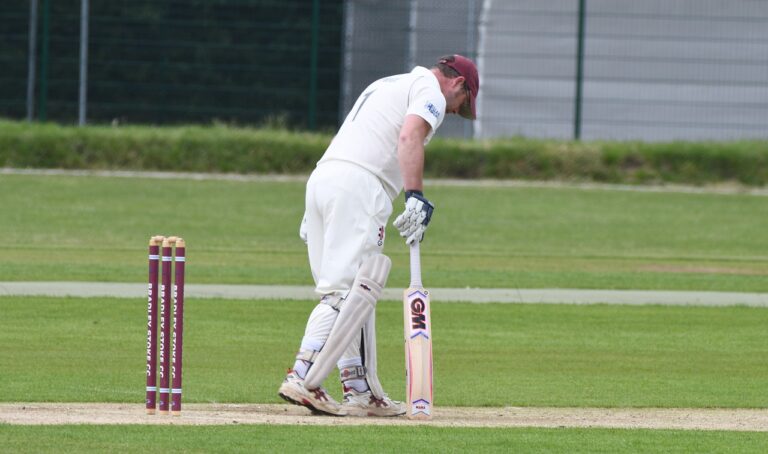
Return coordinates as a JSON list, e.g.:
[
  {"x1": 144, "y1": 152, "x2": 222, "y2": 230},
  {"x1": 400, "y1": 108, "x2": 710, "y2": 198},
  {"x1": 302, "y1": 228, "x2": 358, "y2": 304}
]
[{"x1": 2, "y1": 403, "x2": 767, "y2": 431}]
